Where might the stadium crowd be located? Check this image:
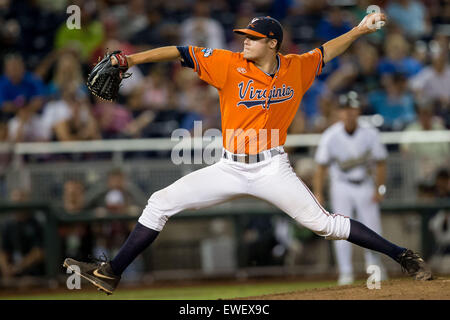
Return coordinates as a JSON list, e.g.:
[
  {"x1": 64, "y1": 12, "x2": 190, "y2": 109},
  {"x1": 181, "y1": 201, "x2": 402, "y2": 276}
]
[{"x1": 0, "y1": 0, "x2": 449, "y2": 144}]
